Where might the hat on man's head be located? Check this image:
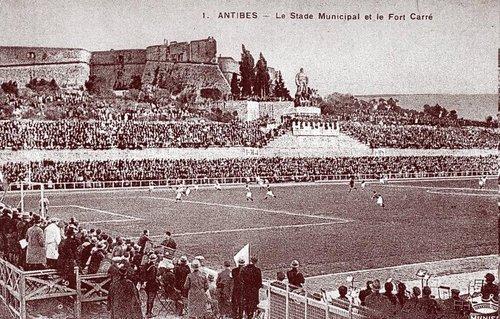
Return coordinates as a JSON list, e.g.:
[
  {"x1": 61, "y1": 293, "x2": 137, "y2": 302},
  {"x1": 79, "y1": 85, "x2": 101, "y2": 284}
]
[
  {"x1": 32, "y1": 214, "x2": 41, "y2": 224},
  {"x1": 191, "y1": 259, "x2": 201, "y2": 269},
  {"x1": 291, "y1": 260, "x2": 299, "y2": 268},
  {"x1": 21, "y1": 213, "x2": 31, "y2": 220},
  {"x1": 485, "y1": 273, "x2": 495, "y2": 283},
  {"x1": 223, "y1": 261, "x2": 231, "y2": 268},
  {"x1": 48, "y1": 217, "x2": 58, "y2": 223},
  {"x1": 237, "y1": 258, "x2": 246, "y2": 266},
  {"x1": 370, "y1": 280, "x2": 381, "y2": 291},
  {"x1": 180, "y1": 256, "x2": 188, "y2": 263},
  {"x1": 195, "y1": 255, "x2": 205, "y2": 261},
  {"x1": 149, "y1": 254, "x2": 158, "y2": 262}
]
